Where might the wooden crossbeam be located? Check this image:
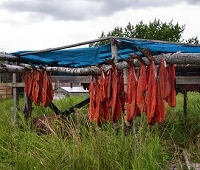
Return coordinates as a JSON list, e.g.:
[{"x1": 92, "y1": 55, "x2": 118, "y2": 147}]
[{"x1": 176, "y1": 76, "x2": 200, "y2": 84}]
